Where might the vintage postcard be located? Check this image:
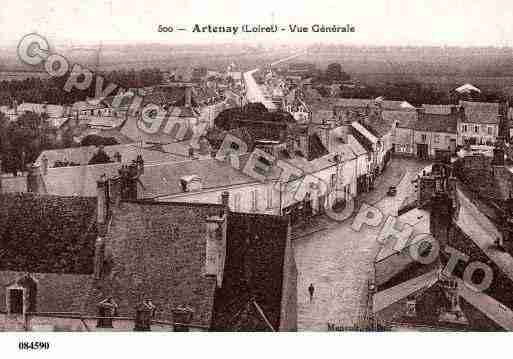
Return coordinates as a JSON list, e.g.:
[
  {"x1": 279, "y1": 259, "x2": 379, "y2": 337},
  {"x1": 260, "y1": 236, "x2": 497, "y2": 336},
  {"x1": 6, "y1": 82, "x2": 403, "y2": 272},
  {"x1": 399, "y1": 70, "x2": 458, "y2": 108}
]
[{"x1": 0, "y1": 0, "x2": 512, "y2": 357}]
